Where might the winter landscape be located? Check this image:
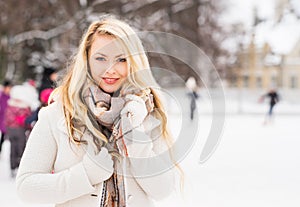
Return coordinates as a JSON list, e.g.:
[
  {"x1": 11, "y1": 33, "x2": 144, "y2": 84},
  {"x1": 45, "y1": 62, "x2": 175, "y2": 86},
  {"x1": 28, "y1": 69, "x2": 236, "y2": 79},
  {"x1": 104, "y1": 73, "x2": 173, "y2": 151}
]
[
  {"x1": 1, "y1": 0, "x2": 300, "y2": 206},
  {"x1": 1, "y1": 87, "x2": 300, "y2": 207}
]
